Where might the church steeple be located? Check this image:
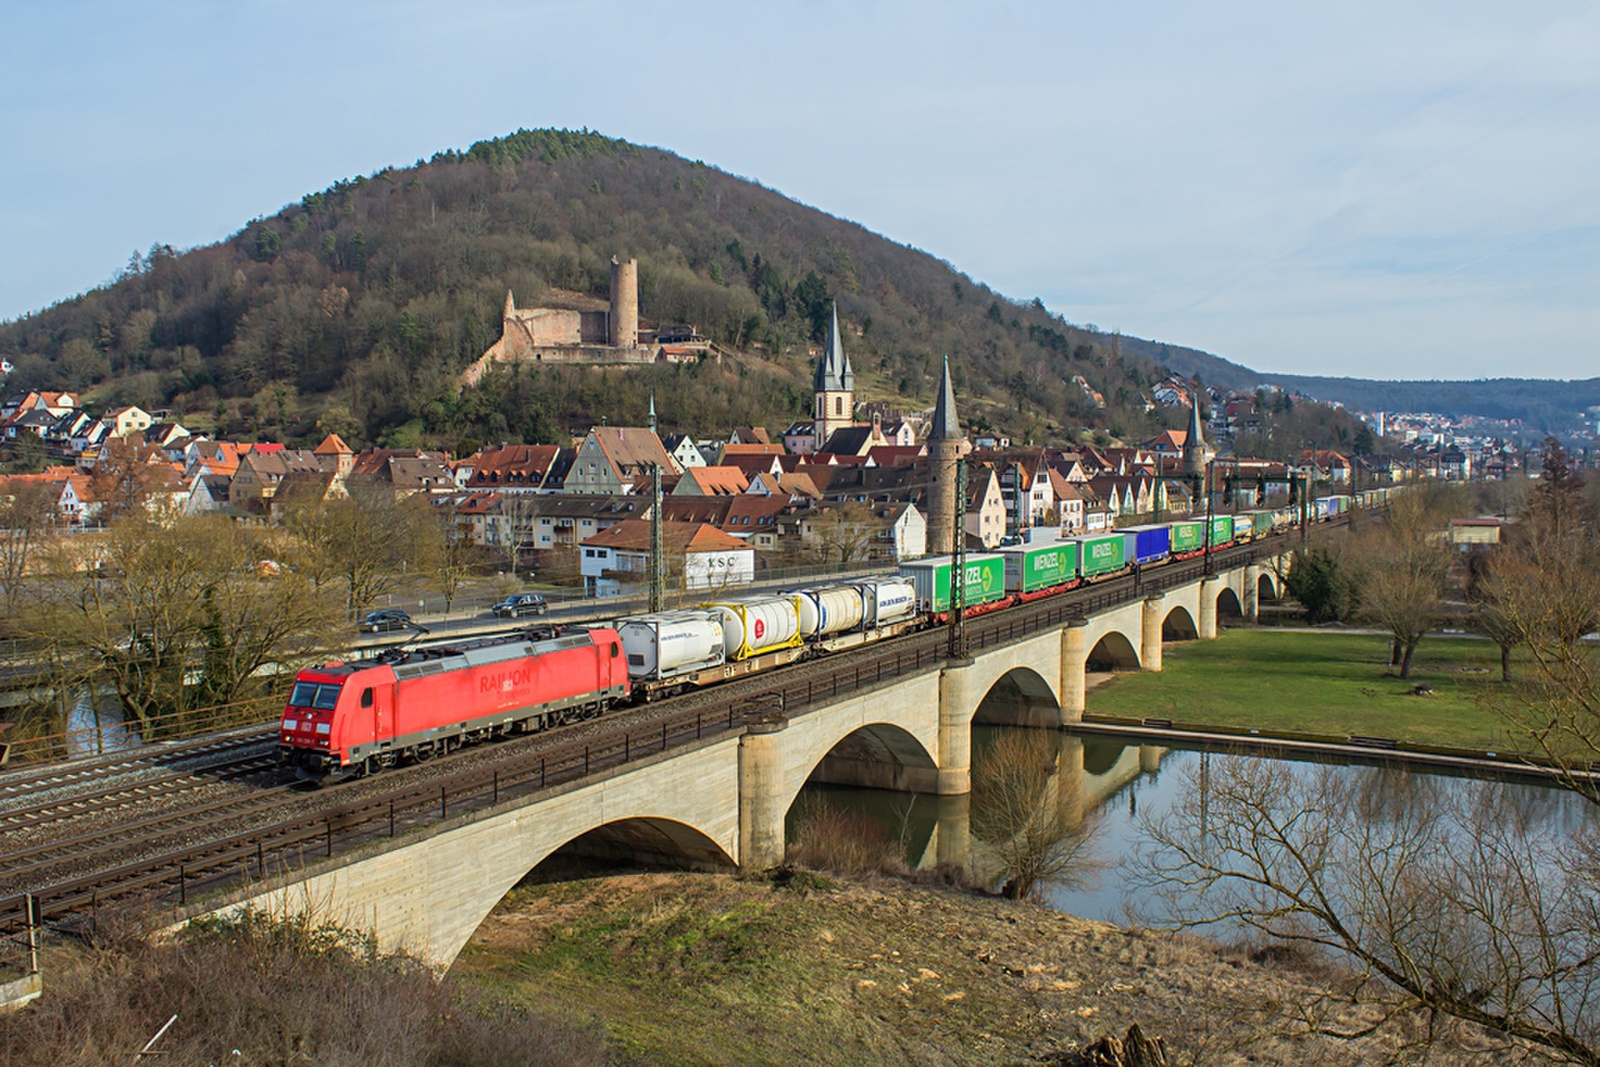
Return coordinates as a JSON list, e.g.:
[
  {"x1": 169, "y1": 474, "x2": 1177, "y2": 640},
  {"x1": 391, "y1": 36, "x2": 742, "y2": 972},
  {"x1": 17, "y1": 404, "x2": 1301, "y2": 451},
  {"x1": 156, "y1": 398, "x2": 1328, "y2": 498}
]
[
  {"x1": 813, "y1": 303, "x2": 854, "y2": 393},
  {"x1": 812, "y1": 303, "x2": 856, "y2": 451}
]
